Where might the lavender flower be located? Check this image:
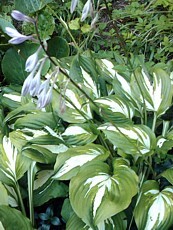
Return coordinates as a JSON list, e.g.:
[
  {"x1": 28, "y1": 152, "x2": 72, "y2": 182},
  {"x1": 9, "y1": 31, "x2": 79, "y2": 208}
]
[
  {"x1": 37, "y1": 80, "x2": 53, "y2": 109},
  {"x1": 5, "y1": 27, "x2": 33, "y2": 44},
  {"x1": 22, "y1": 62, "x2": 40, "y2": 96},
  {"x1": 70, "y1": 0, "x2": 79, "y2": 13},
  {"x1": 29, "y1": 68, "x2": 42, "y2": 97},
  {"x1": 11, "y1": 10, "x2": 35, "y2": 23},
  {"x1": 81, "y1": 0, "x2": 92, "y2": 21},
  {"x1": 25, "y1": 46, "x2": 42, "y2": 72}
]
